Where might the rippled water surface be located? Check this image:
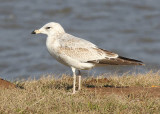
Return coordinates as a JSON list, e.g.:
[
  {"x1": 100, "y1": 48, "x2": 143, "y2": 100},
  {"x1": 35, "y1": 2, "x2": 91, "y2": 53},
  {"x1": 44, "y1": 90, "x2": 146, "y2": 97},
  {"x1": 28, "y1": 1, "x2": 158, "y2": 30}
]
[{"x1": 0, "y1": 0, "x2": 160, "y2": 80}]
